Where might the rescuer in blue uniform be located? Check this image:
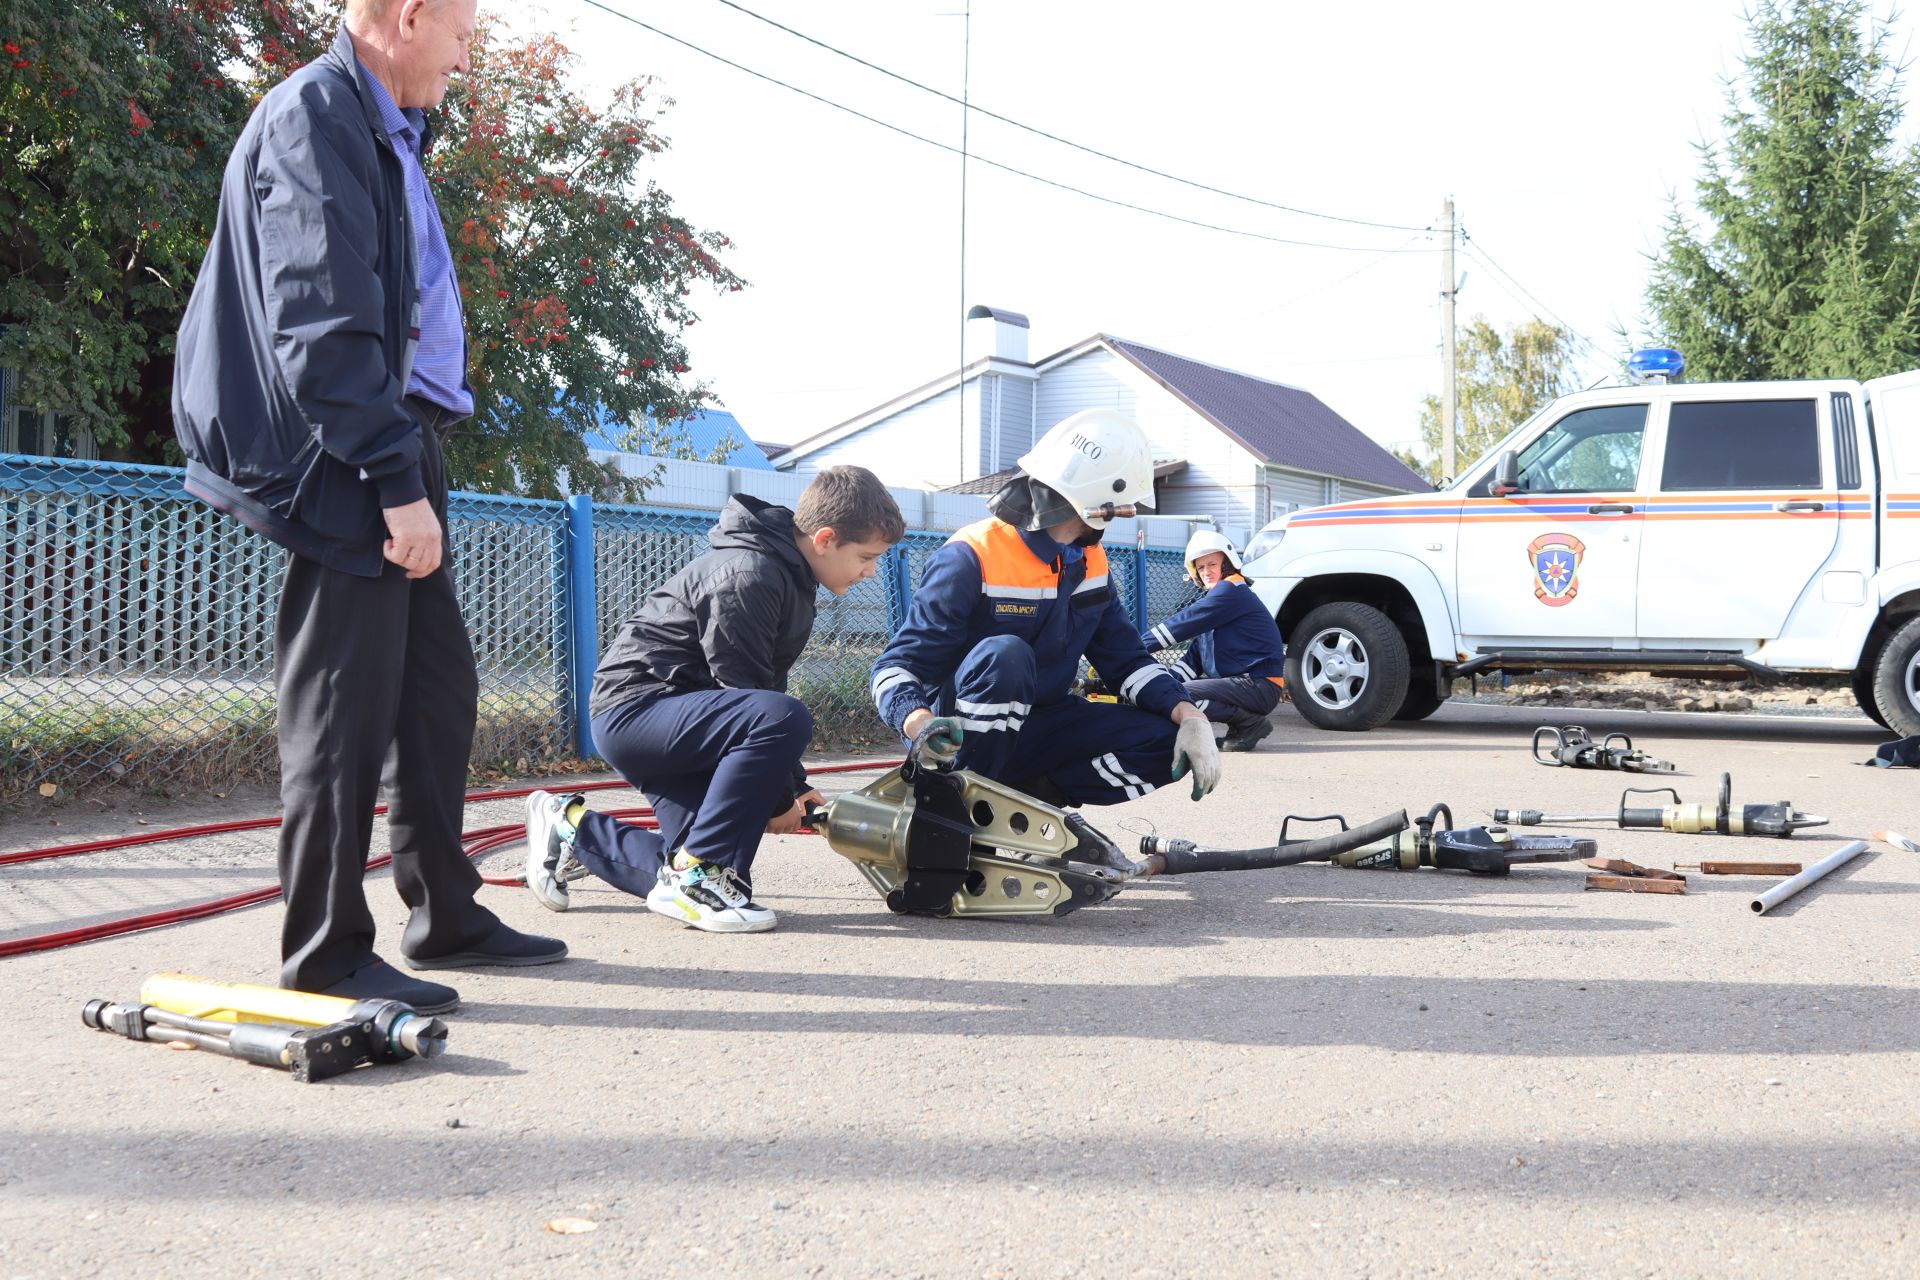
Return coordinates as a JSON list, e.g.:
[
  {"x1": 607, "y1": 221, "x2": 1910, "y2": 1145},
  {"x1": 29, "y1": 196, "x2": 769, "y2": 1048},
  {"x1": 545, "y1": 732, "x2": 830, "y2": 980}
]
[
  {"x1": 870, "y1": 410, "x2": 1221, "y2": 803},
  {"x1": 1143, "y1": 530, "x2": 1286, "y2": 752}
]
